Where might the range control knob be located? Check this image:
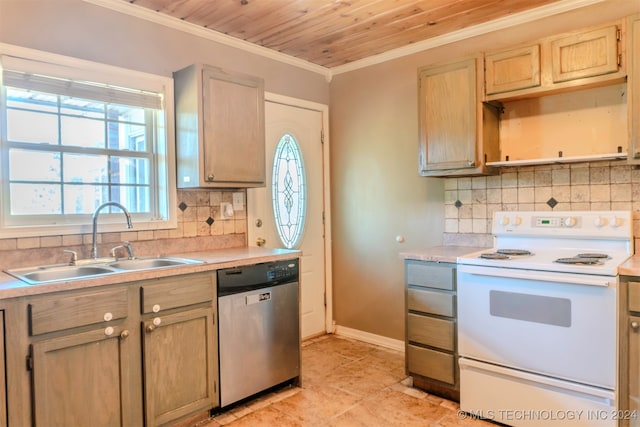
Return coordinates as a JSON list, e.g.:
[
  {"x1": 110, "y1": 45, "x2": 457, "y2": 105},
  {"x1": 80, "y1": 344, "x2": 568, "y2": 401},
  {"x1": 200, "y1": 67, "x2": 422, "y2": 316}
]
[
  {"x1": 499, "y1": 216, "x2": 510, "y2": 226},
  {"x1": 512, "y1": 216, "x2": 522, "y2": 226},
  {"x1": 609, "y1": 216, "x2": 624, "y2": 228},
  {"x1": 563, "y1": 217, "x2": 577, "y2": 227},
  {"x1": 594, "y1": 217, "x2": 608, "y2": 227}
]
